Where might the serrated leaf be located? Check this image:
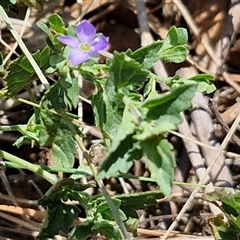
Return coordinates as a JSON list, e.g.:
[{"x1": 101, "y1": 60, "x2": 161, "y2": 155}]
[
  {"x1": 208, "y1": 215, "x2": 239, "y2": 240},
  {"x1": 135, "y1": 121, "x2": 175, "y2": 141},
  {"x1": 42, "y1": 73, "x2": 79, "y2": 110},
  {"x1": 92, "y1": 88, "x2": 122, "y2": 139},
  {"x1": 92, "y1": 219, "x2": 123, "y2": 240},
  {"x1": 109, "y1": 52, "x2": 149, "y2": 89},
  {"x1": 13, "y1": 124, "x2": 40, "y2": 148},
  {"x1": 159, "y1": 45, "x2": 189, "y2": 63},
  {"x1": 161, "y1": 26, "x2": 188, "y2": 51},
  {"x1": 128, "y1": 40, "x2": 163, "y2": 69},
  {"x1": 116, "y1": 191, "x2": 164, "y2": 218},
  {"x1": 39, "y1": 203, "x2": 79, "y2": 239},
  {"x1": 48, "y1": 13, "x2": 65, "y2": 34},
  {"x1": 69, "y1": 218, "x2": 95, "y2": 240},
  {"x1": 189, "y1": 74, "x2": 216, "y2": 93},
  {"x1": 207, "y1": 189, "x2": 240, "y2": 239},
  {"x1": 4, "y1": 47, "x2": 50, "y2": 95},
  {"x1": 142, "y1": 137, "x2": 175, "y2": 196},
  {"x1": 95, "y1": 198, "x2": 126, "y2": 221},
  {"x1": 39, "y1": 112, "x2": 76, "y2": 168},
  {"x1": 98, "y1": 135, "x2": 142, "y2": 179},
  {"x1": 207, "y1": 189, "x2": 240, "y2": 217},
  {"x1": 197, "y1": 81, "x2": 216, "y2": 94},
  {"x1": 98, "y1": 106, "x2": 142, "y2": 179},
  {"x1": 158, "y1": 26, "x2": 189, "y2": 63},
  {"x1": 143, "y1": 83, "x2": 197, "y2": 125}
]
